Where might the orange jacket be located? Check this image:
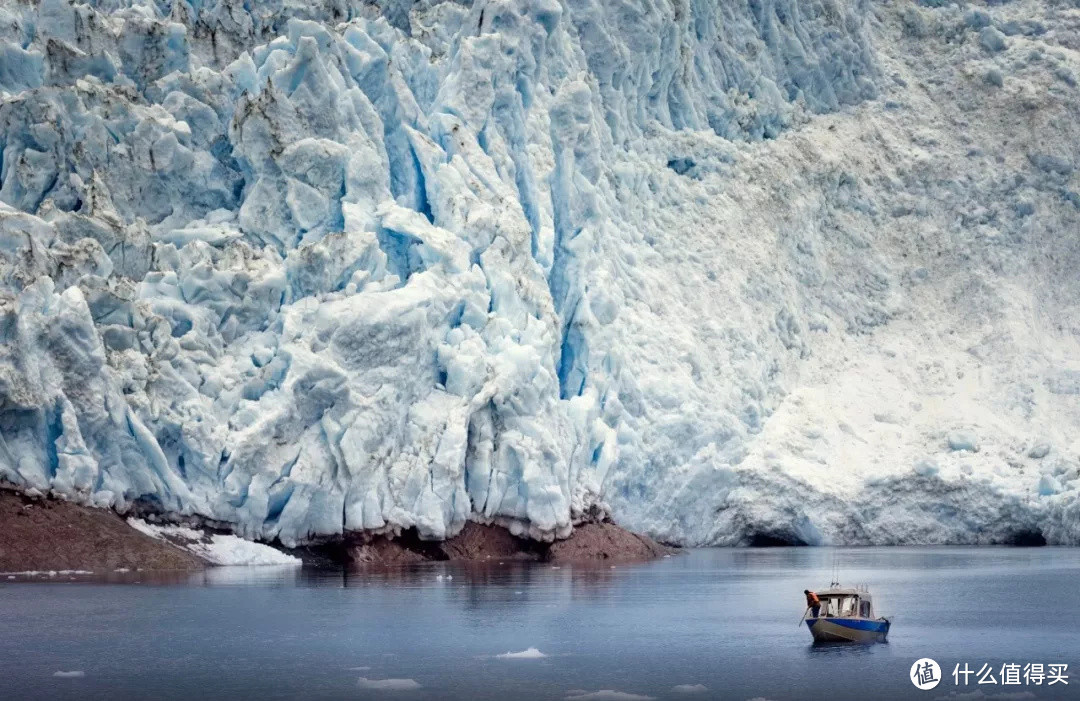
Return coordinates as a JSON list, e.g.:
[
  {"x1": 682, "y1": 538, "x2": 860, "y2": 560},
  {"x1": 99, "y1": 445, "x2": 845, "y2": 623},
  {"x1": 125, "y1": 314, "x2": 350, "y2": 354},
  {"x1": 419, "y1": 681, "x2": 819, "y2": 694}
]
[{"x1": 806, "y1": 592, "x2": 820, "y2": 606}]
